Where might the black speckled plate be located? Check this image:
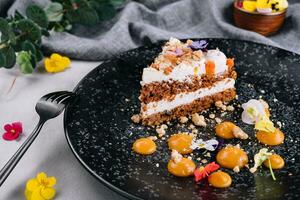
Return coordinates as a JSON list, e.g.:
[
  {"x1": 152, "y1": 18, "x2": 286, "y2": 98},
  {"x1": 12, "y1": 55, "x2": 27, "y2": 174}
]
[{"x1": 64, "y1": 39, "x2": 300, "y2": 200}]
